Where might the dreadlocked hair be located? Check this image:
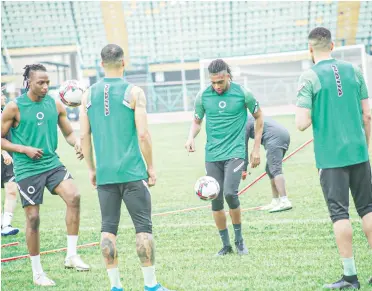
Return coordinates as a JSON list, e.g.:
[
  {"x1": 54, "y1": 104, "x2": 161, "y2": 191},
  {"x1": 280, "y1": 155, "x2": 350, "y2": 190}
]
[
  {"x1": 208, "y1": 59, "x2": 232, "y2": 81},
  {"x1": 23, "y1": 64, "x2": 47, "y2": 90}
]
